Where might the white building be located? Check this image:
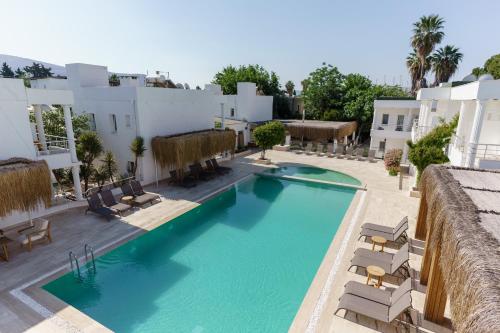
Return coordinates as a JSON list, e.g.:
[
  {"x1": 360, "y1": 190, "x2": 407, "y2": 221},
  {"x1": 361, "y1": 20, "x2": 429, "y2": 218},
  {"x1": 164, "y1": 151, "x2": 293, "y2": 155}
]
[
  {"x1": 370, "y1": 75, "x2": 500, "y2": 169},
  {"x1": 370, "y1": 99, "x2": 421, "y2": 161},
  {"x1": 0, "y1": 78, "x2": 83, "y2": 228}
]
